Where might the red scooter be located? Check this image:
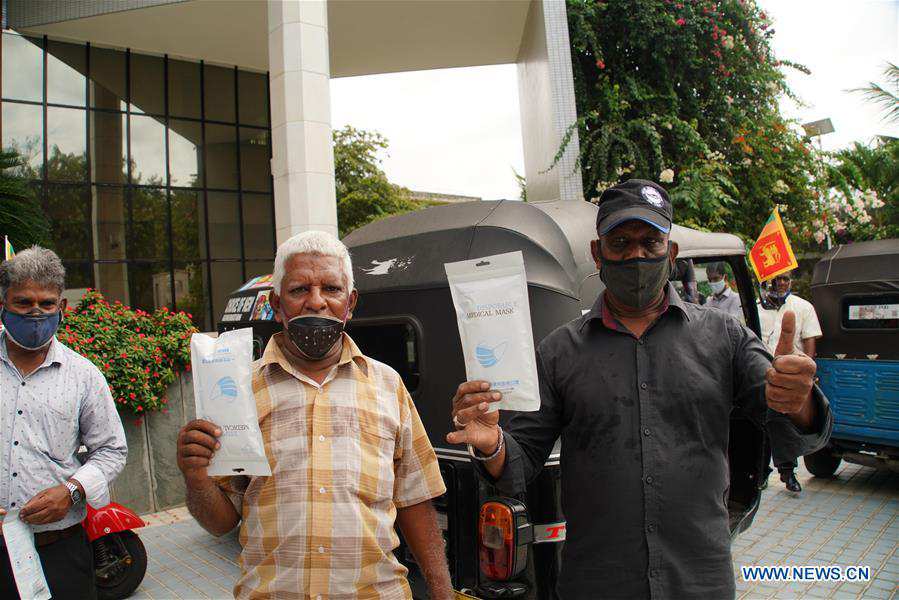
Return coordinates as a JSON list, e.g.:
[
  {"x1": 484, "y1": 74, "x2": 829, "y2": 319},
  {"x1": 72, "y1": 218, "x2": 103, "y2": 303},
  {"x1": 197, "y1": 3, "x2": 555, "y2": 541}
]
[{"x1": 83, "y1": 503, "x2": 147, "y2": 600}]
